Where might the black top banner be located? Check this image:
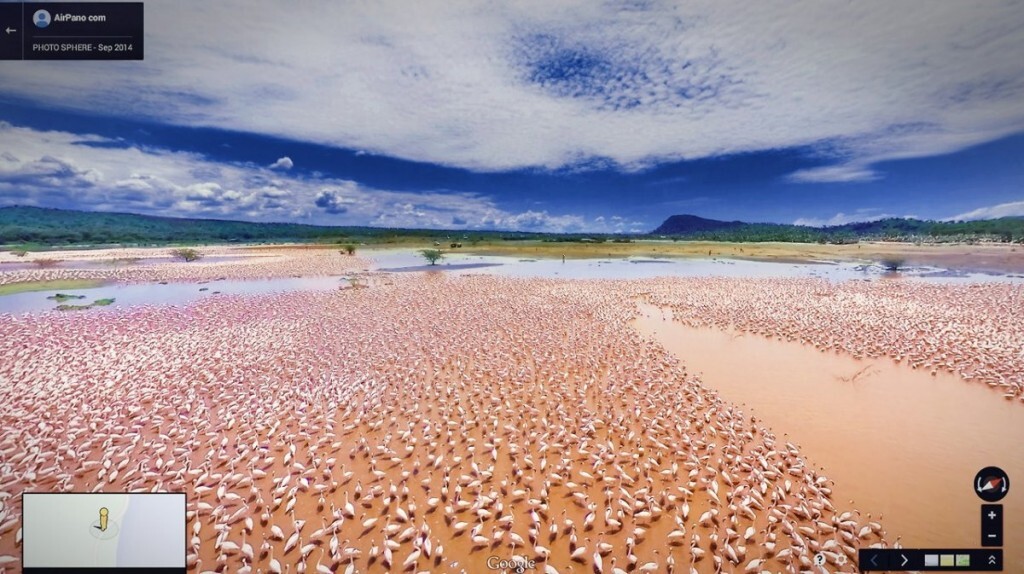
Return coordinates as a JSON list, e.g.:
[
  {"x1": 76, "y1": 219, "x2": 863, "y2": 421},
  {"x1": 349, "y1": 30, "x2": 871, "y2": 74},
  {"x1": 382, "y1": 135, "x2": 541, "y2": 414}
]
[{"x1": 0, "y1": 2, "x2": 144, "y2": 60}]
